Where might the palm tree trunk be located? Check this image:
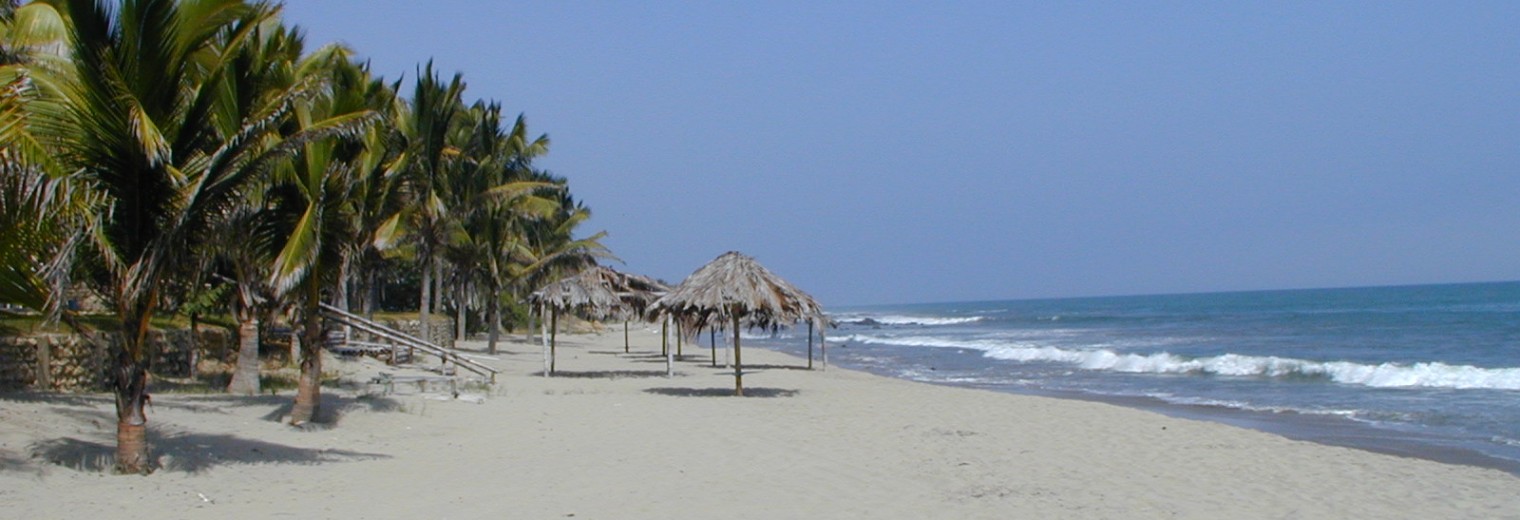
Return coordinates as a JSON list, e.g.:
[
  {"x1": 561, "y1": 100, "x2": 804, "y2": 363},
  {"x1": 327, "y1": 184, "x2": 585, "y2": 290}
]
[
  {"x1": 455, "y1": 287, "x2": 467, "y2": 343},
  {"x1": 486, "y1": 293, "x2": 500, "y2": 355},
  {"x1": 289, "y1": 299, "x2": 324, "y2": 425},
  {"x1": 226, "y1": 315, "x2": 261, "y2": 395},
  {"x1": 113, "y1": 308, "x2": 153, "y2": 474},
  {"x1": 433, "y1": 261, "x2": 443, "y2": 315},
  {"x1": 419, "y1": 257, "x2": 431, "y2": 344}
]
